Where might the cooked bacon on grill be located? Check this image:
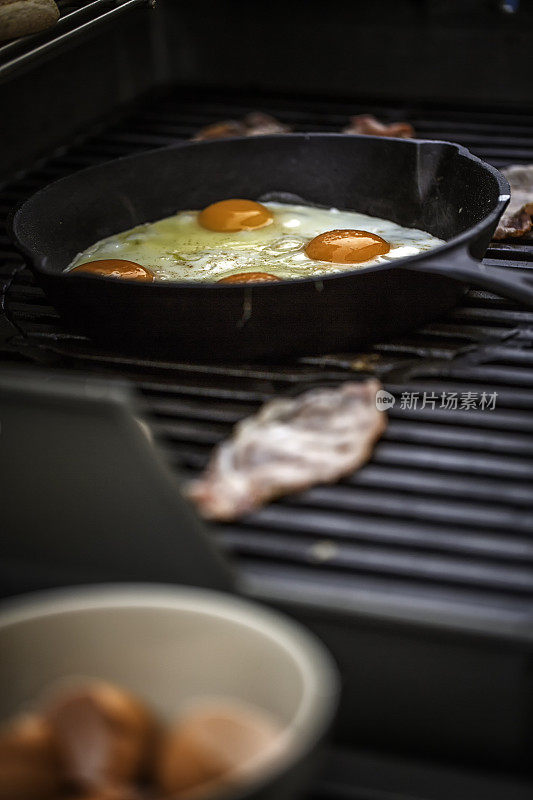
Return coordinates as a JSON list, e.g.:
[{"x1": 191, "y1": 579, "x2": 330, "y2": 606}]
[
  {"x1": 193, "y1": 111, "x2": 414, "y2": 142},
  {"x1": 0, "y1": 0, "x2": 59, "y2": 42},
  {"x1": 193, "y1": 112, "x2": 291, "y2": 141},
  {"x1": 186, "y1": 380, "x2": 387, "y2": 521},
  {"x1": 493, "y1": 165, "x2": 533, "y2": 240},
  {"x1": 343, "y1": 114, "x2": 415, "y2": 139},
  {"x1": 494, "y1": 206, "x2": 533, "y2": 240}
]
